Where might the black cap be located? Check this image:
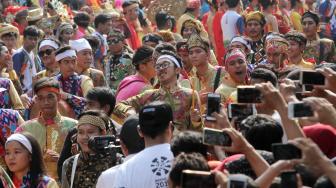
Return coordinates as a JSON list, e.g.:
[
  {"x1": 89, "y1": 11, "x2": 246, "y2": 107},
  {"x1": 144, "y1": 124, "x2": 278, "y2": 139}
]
[
  {"x1": 142, "y1": 33, "x2": 164, "y2": 44},
  {"x1": 139, "y1": 101, "x2": 173, "y2": 128},
  {"x1": 120, "y1": 115, "x2": 145, "y2": 154}
]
